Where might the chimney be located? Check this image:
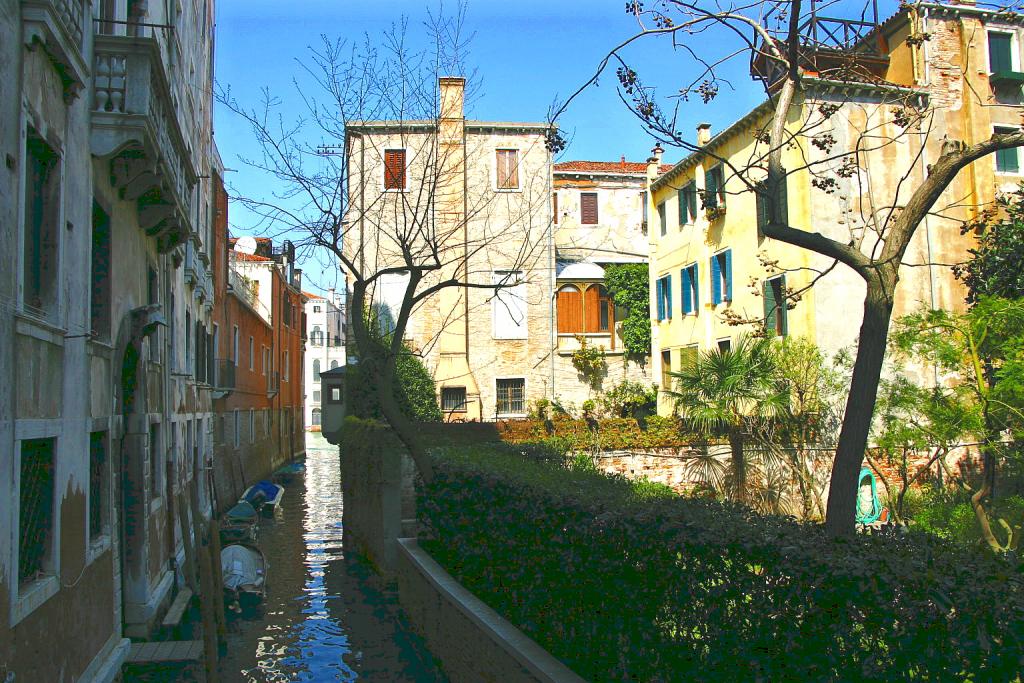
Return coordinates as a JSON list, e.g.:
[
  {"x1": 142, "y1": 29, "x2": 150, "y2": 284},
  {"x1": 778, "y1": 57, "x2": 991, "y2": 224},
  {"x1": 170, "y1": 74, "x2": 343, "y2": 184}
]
[
  {"x1": 697, "y1": 123, "x2": 712, "y2": 146},
  {"x1": 439, "y1": 77, "x2": 465, "y2": 122},
  {"x1": 646, "y1": 143, "x2": 664, "y2": 182},
  {"x1": 620, "y1": 154, "x2": 626, "y2": 169}
]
